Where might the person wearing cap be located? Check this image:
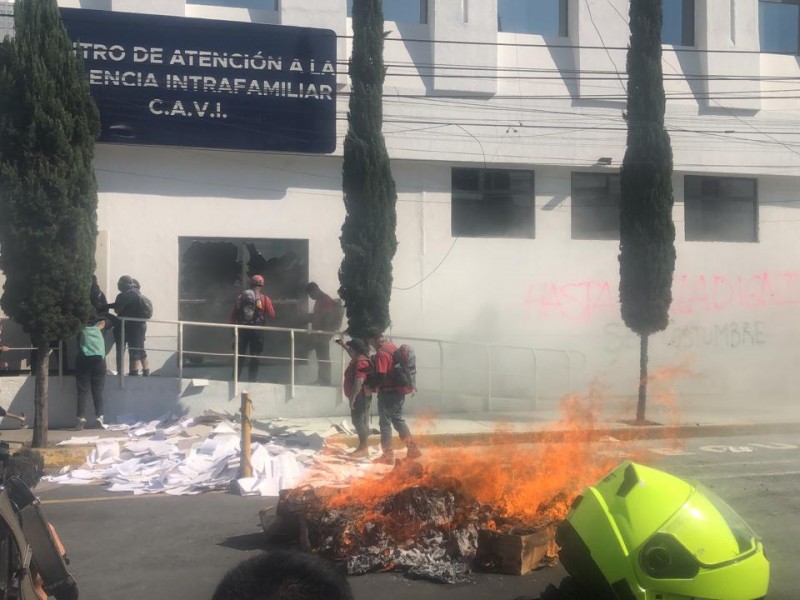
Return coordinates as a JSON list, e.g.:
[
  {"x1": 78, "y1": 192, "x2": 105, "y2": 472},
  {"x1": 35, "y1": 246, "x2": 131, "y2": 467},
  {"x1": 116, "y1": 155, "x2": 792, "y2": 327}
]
[
  {"x1": 335, "y1": 337, "x2": 373, "y2": 458},
  {"x1": 230, "y1": 274, "x2": 276, "y2": 382}
]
